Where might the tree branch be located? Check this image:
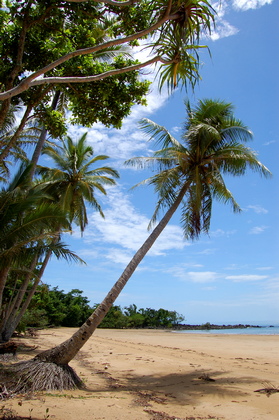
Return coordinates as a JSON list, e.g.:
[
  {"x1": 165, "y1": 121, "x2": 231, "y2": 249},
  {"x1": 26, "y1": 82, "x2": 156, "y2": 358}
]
[
  {"x1": 64, "y1": 0, "x2": 141, "y2": 5},
  {"x1": 25, "y1": 56, "x2": 172, "y2": 88},
  {"x1": 0, "y1": 12, "x2": 179, "y2": 101}
]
